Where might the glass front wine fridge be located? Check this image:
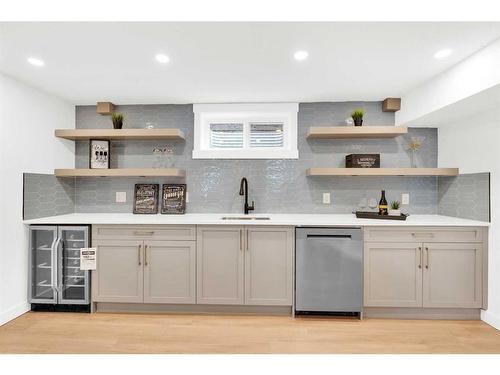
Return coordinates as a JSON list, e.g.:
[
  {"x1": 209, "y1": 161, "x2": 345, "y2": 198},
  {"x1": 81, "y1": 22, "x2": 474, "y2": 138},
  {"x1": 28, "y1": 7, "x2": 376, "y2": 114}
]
[{"x1": 29, "y1": 225, "x2": 90, "y2": 306}]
